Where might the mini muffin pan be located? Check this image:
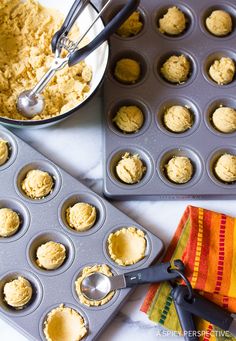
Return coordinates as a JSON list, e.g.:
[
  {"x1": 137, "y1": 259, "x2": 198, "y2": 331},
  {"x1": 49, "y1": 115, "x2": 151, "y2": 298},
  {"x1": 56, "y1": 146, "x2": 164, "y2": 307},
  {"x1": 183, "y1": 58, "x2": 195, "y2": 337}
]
[
  {"x1": 0, "y1": 125, "x2": 163, "y2": 340},
  {"x1": 103, "y1": 0, "x2": 236, "y2": 200}
]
